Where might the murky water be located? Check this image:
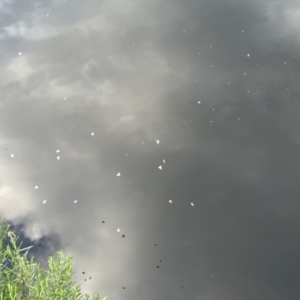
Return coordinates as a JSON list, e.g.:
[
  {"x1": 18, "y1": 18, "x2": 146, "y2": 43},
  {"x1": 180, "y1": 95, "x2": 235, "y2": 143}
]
[{"x1": 1, "y1": 0, "x2": 300, "y2": 299}]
